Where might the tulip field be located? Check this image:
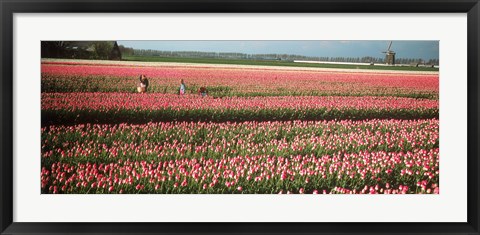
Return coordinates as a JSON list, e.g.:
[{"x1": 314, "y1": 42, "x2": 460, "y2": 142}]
[
  {"x1": 42, "y1": 61, "x2": 439, "y2": 99},
  {"x1": 41, "y1": 59, "x2": 440, "y2": 194}
]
